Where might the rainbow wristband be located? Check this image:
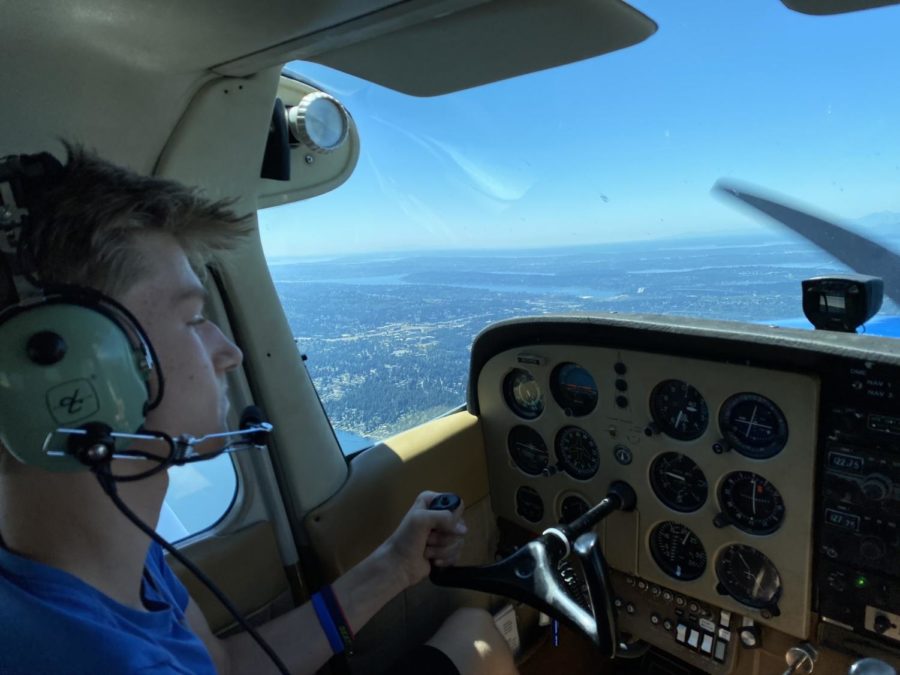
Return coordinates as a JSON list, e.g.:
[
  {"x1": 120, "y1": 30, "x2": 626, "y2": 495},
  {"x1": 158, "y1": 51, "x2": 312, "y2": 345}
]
[{"x1": 312, "y1": 591, "x2": 345, "y2": 654}]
